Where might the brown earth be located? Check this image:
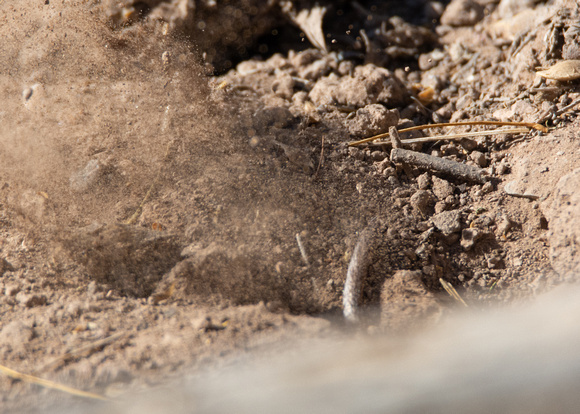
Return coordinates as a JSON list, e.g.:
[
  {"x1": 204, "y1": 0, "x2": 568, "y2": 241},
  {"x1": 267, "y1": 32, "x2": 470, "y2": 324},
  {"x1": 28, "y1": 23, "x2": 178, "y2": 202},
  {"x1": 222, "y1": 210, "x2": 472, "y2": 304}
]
[{"x1": 0, "y1": 0, "x2": 579, "y2": 412}]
